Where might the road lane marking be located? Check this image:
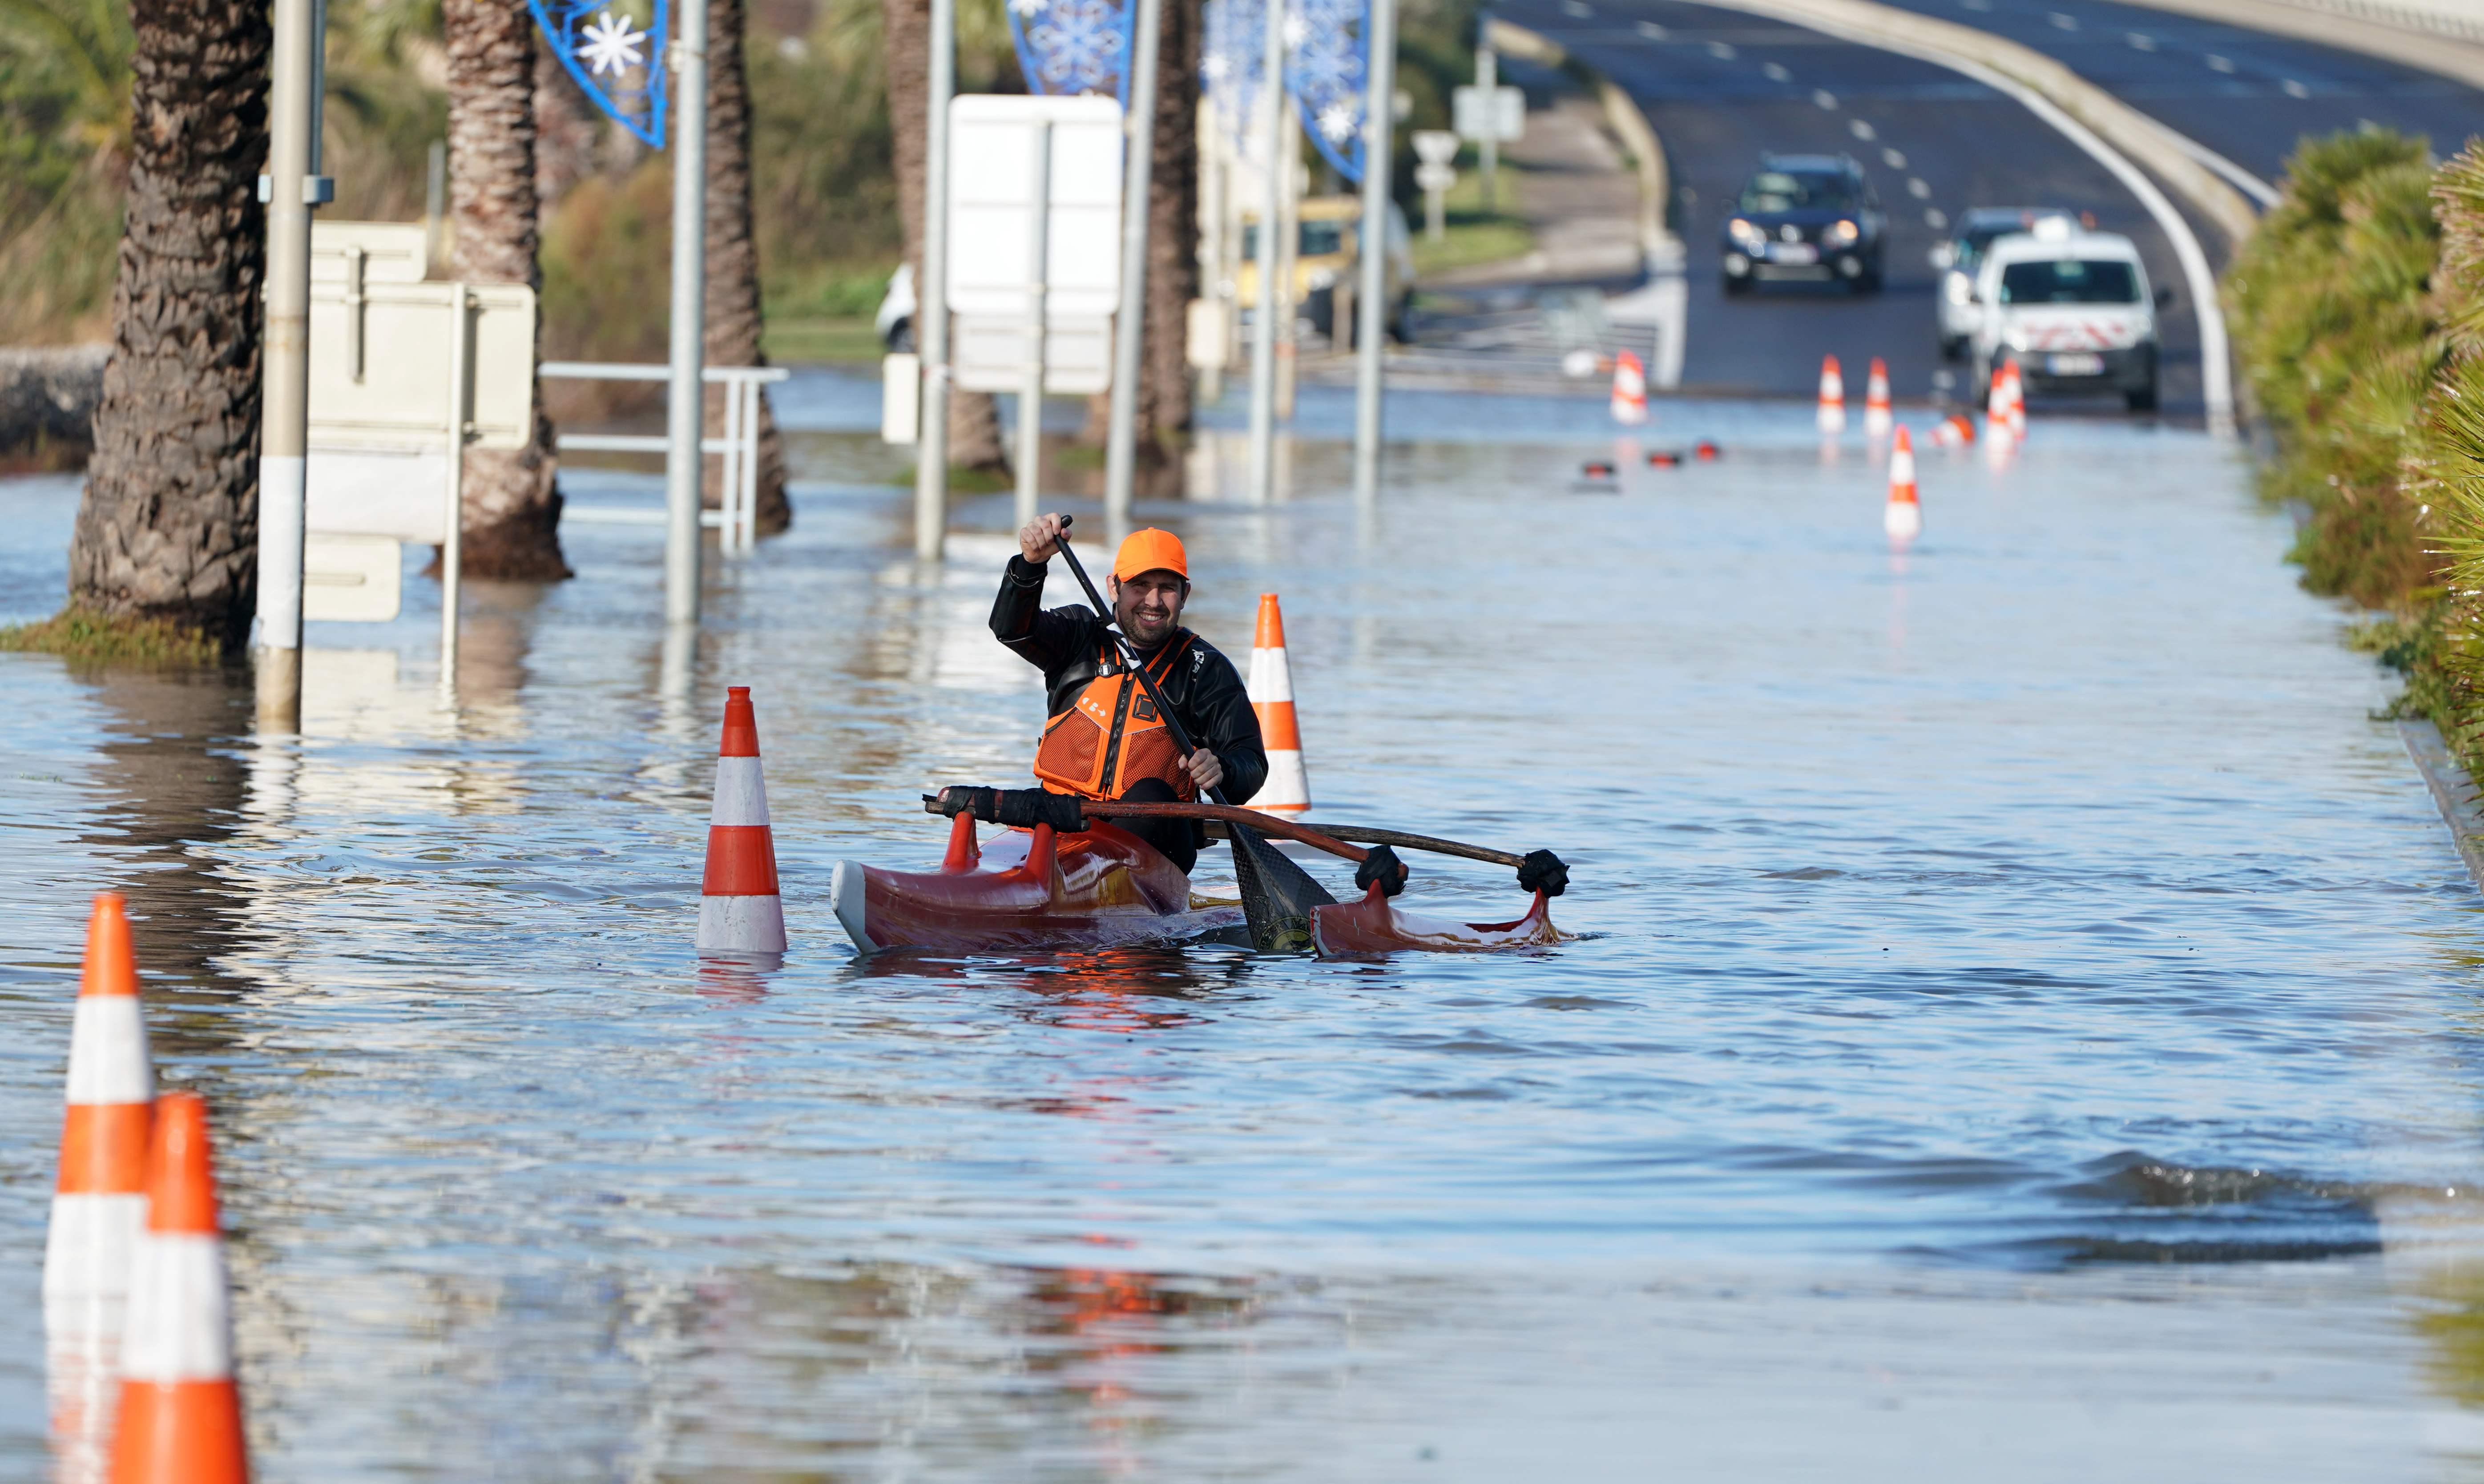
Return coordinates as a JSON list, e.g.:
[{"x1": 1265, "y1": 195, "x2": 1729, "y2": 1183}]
[
  {"x1": 1882, "y1": 146, "x2": 1907, "y2": 166},
  {"x1": 2206, "y1": 53, "x2": 2235, "y2": 71},
  {"x1": 1638, "y1": 20, "x2": 1670, "y2": 37},
  {"x1": 2127, "y1": 31, "x2": 2155, "y2": 49},
  {"x1": 2048, "y1": 11, "x2": 2078, "y2": 28},
  {"x1": 2282, "y1": 77, "x2": 2309, "y2": 97},
  {"x1": 1763, "y1": 60, "x2": 1792, "y2": 78},
  {"x1": 1814, "y1": 87, "x2": 1839, "y2": 106},
  {"x1": 1908, "y1": 176, "x2": 1932, "y2": 197},
  {"x1": 1925, "y1": 208, "x2": 1948, "y2": 227},
  {"x1": 1710, "y1": 39, "x2": 1738, "y2": 56},
  {"x1": 1851, "y1": 117, "x2": 1878, "y2": 138}
]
